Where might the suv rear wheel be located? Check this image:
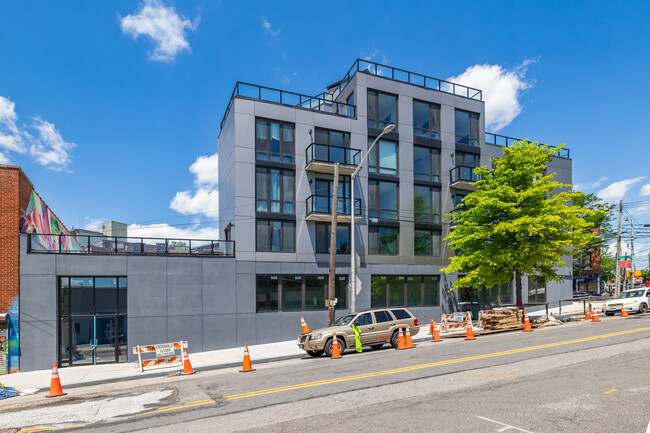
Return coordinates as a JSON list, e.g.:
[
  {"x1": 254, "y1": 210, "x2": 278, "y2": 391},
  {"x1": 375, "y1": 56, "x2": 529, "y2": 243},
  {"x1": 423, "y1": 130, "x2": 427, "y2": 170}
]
[{"x1": 324, "y1": 337, "x2": 346, "y2": 357}]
